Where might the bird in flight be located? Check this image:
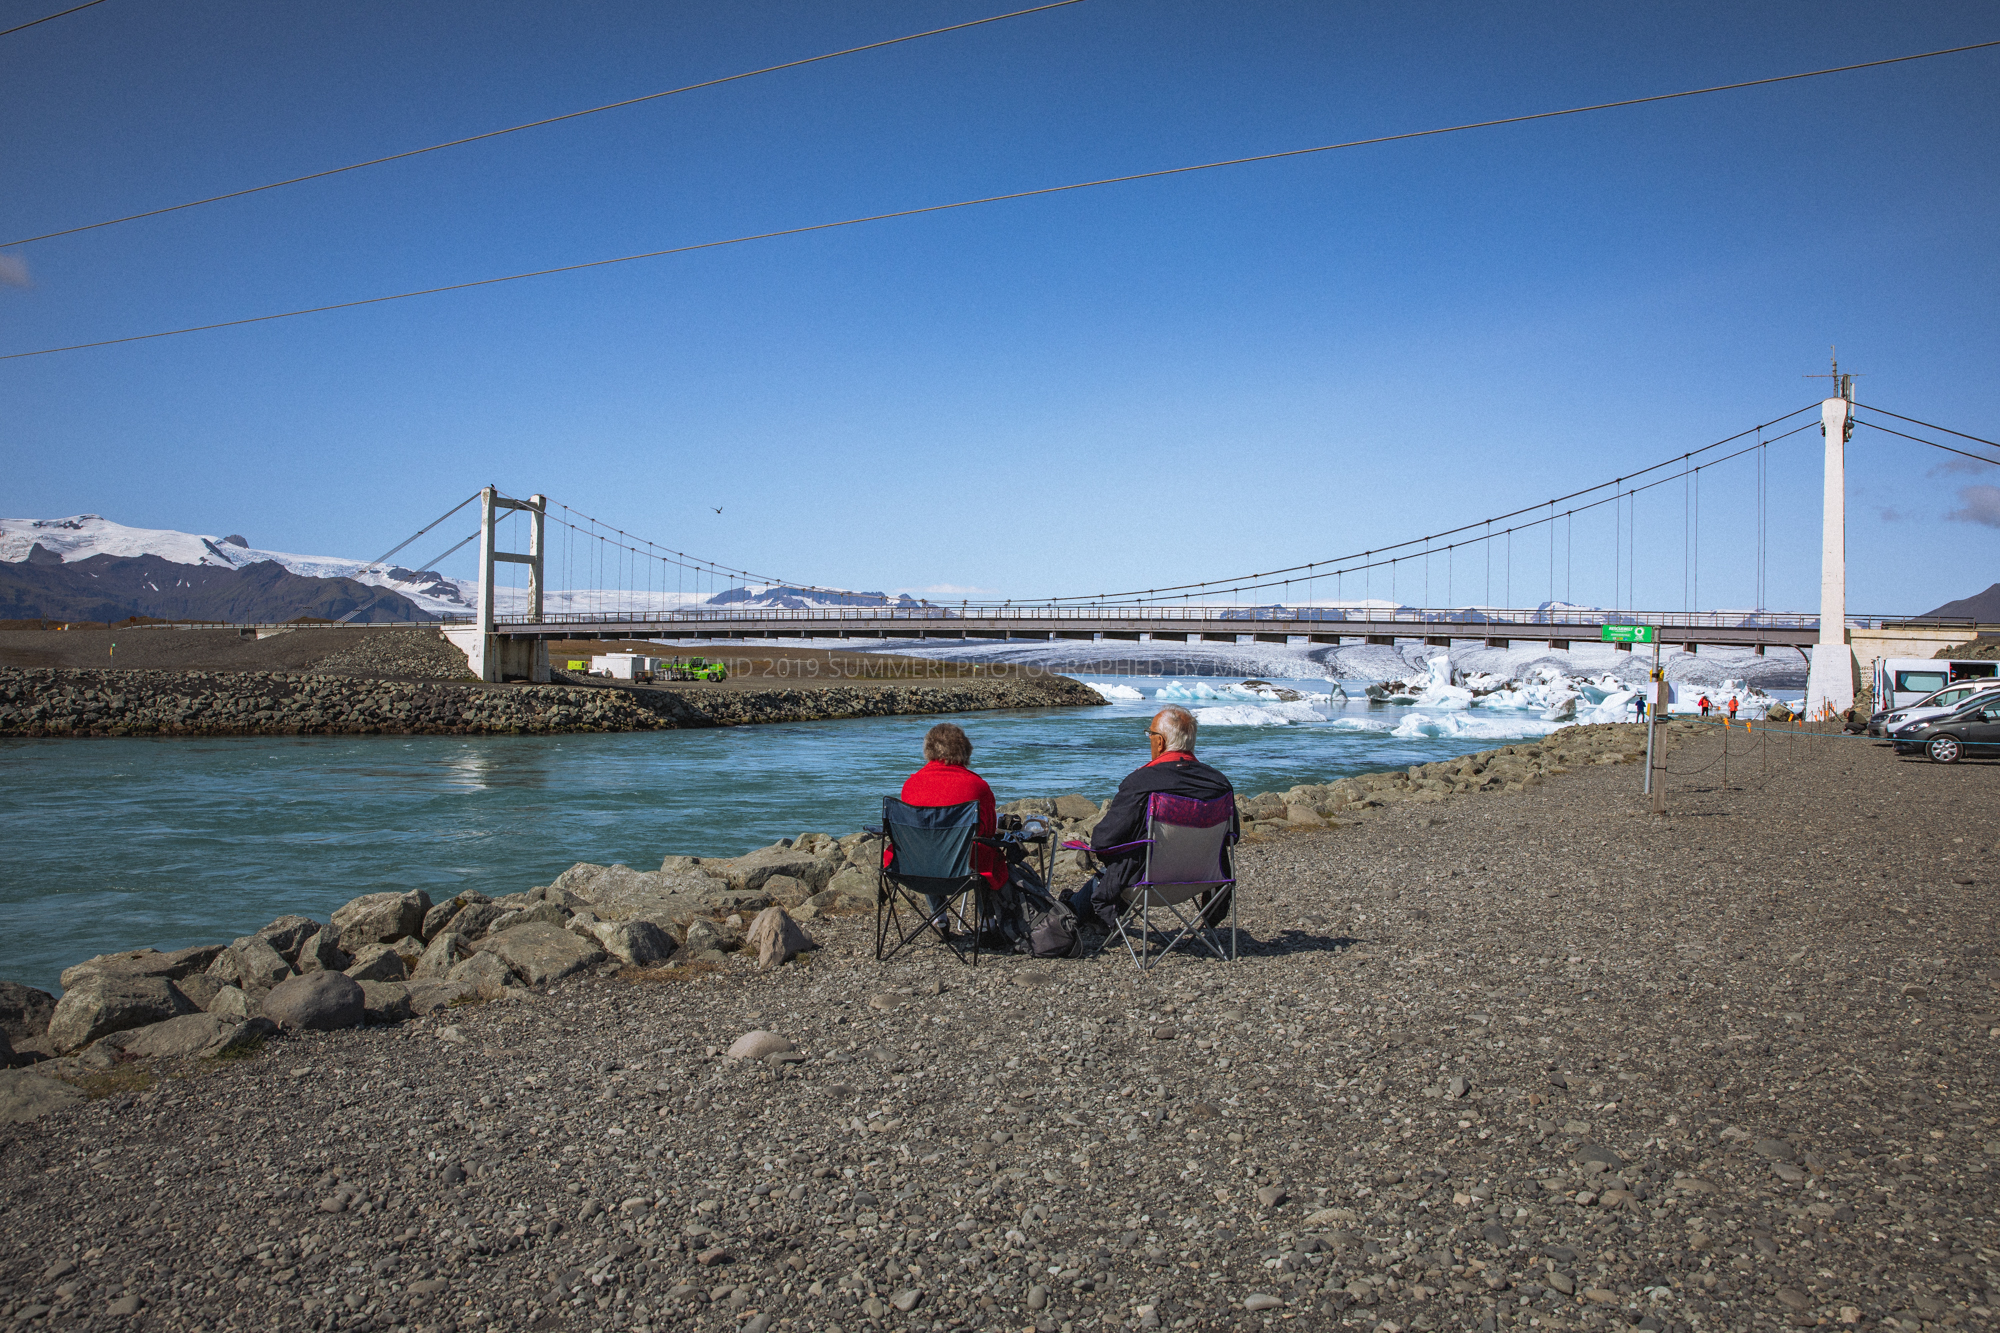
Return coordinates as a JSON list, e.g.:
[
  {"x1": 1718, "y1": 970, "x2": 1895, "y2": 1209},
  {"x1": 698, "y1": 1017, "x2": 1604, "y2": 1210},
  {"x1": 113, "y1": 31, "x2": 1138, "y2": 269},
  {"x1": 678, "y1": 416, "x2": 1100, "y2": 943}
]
[{"x1": 711, "y1": 507, "x2": 723, "y2": 514}]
